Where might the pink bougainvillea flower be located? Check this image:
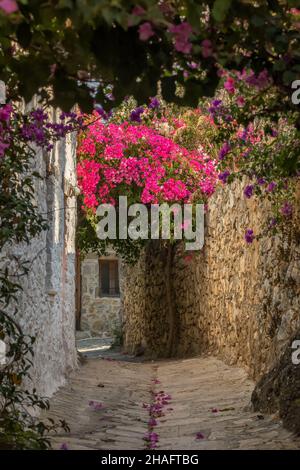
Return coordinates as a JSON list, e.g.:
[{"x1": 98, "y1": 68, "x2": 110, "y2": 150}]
[
  {"x1": 132, "y1": 5, "x2": 146, "y2": 16},
  {"x1": 89, "y1": 400, "x2": 104, "y2": 410},
  {"x1": 139, "y1": 22, "x2": 155, "y2": 41},
  {"x1": 0, "y1": 0, "x2": 18, "y2": 14},
  {"x1": 236, "y1": 96, "x2": 245, "y2": 107},
  {"x1": 224, "y1": 76, "x2": 236, "y2": 94},
  {"x1": 188, "y1": 61, "x2": 199, "y2": 70},
  {"x1": 144, "y1": 431, "x2": 159, "y2": 448},
  {"x1": 148, "y1": 417, "x2": 157, "y2": 427},
  {"x1": 195, "y1": 432, "x2": 205, "y2": 440},
  {"x1": 151, "y1": 378, "x2": 161, "y2": 384},
  {"x1": 77, "y1": 119, "x2": 217, "y2": 212},
  {"x1": 169, "y1": 22, "x2": 193, "y2": 54}
]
